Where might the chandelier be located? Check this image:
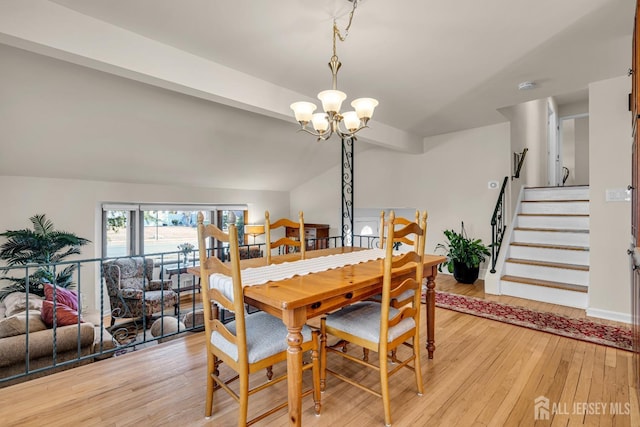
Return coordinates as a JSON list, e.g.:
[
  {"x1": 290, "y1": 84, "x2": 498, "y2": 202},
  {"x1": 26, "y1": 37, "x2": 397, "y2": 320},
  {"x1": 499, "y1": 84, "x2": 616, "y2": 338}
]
[{"x1": 290, "y1": 0, "x2": 378, "y2": 141}]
